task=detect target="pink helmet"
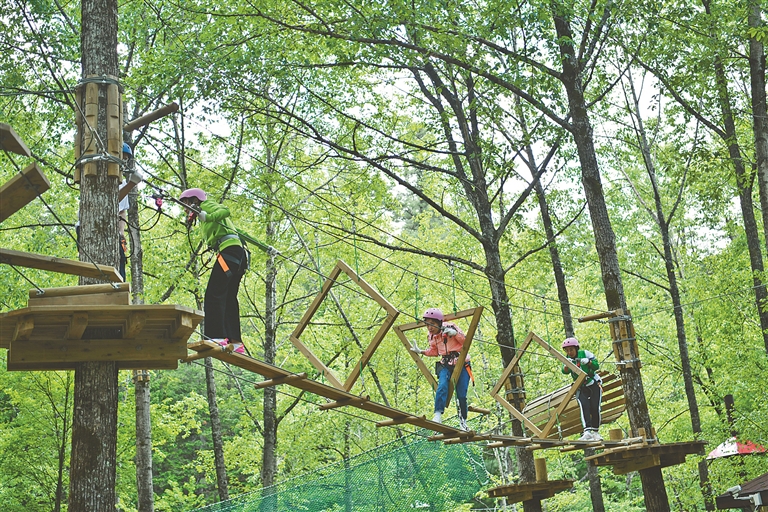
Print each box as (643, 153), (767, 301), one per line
(423, 308), (444, 322)
(562, 337), (579, 349)
(180, 188), (207, 202)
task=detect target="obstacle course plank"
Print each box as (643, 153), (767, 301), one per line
(186, 340), (471, 437)
(0, 123), (31, 156)
(288, 259), (400, 392)
(0, 163), (50, 223)
(0, 248), (123, 283)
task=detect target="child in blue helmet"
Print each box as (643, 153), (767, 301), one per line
(561, 337), (602, 441)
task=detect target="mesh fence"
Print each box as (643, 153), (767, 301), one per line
(193, 427), (491, 512)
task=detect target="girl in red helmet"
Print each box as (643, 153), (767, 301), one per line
(180, 188), (246, 354)
(412, 308), (472, 430)
(561, 337), (602, 441)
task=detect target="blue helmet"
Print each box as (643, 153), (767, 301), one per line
(122, 142), (132, 156)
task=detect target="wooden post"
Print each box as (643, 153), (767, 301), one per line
(609, 428), (623, 441)
(534, 458), (548, 482)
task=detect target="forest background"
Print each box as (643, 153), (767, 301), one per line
(1, 0), (767, 510)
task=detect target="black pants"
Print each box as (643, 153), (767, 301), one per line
(576, 383), (602, 430)
(204, 245), (245, 343)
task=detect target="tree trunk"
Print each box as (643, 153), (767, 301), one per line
(261, 213), (279, 508)
(205, 357), (230, 501)
(748, 0), (768, 356)
(484, 247), (540, 512)
(551, 7), (670, 510)
(69, 0), (120, 509)
(627, 76), (714, 510)
(126, 146), (155, 512)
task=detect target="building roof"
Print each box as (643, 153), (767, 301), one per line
(716, 472), (768, 509)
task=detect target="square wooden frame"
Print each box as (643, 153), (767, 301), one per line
(490, 331), (585, 438)
(393, 306), (483, 404)
(288, 260), (399, 391)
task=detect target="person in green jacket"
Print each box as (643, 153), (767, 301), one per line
(180, 188), (246, 354)
(561, 337), (602, 441)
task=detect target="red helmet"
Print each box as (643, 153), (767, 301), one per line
(423, 308), (444, 322)
(562, 337), (580, 349)
(180, 188), (207, 202)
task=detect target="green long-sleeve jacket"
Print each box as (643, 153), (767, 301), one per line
(561, 349), (601, 387)
(198, 200), (241, 251)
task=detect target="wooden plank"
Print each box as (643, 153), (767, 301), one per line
(9, 337), (187, 365)
(0, 163), (50, 223)
(318, 395), (370, 411)
(7, 358), (179, 371)
(290, 264), (342, 339)
(491, 331), (535, 396)
(13, 316), (34, 341)
(376, 415), (425, 427)
(394, 325), (437, 389)
(186, 340), (463, 435)
(611, 454), (660, 475)
(65, 313), (88, 340)
(253, 372), (308, 390)
(336, 260), (399, 314)
(124, 312), (147, 339)
(29, 291), (130, 307)
(170, 312), (196, 339)
(29, 282), (129, 298)
(0, 248), (123, 283)
(0, 123), (32, 156)
(289, 335), (344, 390)
(342, 312), (398, 391)
(493, 392), (543, 436)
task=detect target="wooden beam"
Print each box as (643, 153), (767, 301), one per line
(342, 312), (398, 391)
(124, 312), (147, 339)
(0, 163), (50, 223)
(289, 335), (344, 390)
(123, 102), (179, 132)
(65, 313), (89, 340)
(0, 122), (31, 156)
(318, 395), (370, 411)
(0, 248), (123, 282)
(9, 337), (187, 365)
(29, 282), (129, 298)
(12, 316), (34, 341)
(394, 325), (437, 390)
(375, 415), (425, 427)
(171, 312), (196, 339)
(253, 373), (308, 390)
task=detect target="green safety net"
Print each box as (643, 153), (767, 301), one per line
(193, 427), (490, 512)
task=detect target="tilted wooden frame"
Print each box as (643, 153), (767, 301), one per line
(490, 331), (585, 439)
(289, 260), (399, 391)
(393, 306), (483, 404)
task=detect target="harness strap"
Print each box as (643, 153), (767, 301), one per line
(213, 233), (240, 251)
(217, 253), (232, 277)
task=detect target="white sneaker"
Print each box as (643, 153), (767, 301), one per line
(432, 412), (442, 424)
(590, 430), (603, 441)
(458, 417), (469, 431)
(578, 431), (592, 441)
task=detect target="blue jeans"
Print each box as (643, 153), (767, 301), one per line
(435, 364), (470, 419)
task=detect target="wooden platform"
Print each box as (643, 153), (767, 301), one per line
(522, 371), (626, 439)
(486, 479), (574, 501)
(185, 340), (470, 437)
(0, 122), (31, 156)
(0, 163), (50, 223)
(584, 440), (707, 475)
(0, 284), (203, 370)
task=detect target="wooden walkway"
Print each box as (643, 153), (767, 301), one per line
(185, 340), (467, 436)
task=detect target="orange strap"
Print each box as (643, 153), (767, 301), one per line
(217, 253), (231, 275)
(120, 237), (127, 252)
(465, 361), (475, 386)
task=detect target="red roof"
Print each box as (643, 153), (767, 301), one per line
(707, 437), (767, 460)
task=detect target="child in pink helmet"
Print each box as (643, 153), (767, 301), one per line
(412, 308), (472, 431)
(561, 337), (602, 441)
(180, 188), (246, 355)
